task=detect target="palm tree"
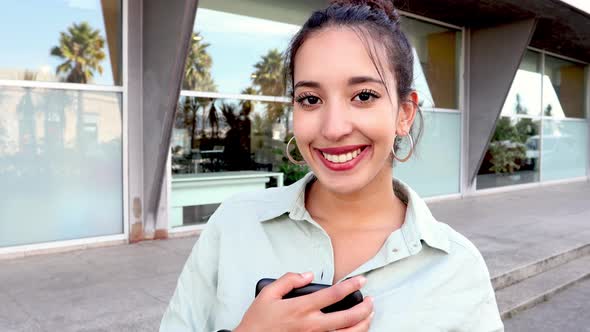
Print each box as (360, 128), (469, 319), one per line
(251, 49), (288, 135)
(51, 22), (105, 152)
(181, 32), (216, 140)
(207, 102), (219, 138)
(183, 32), (216, 92)
(50, 22), (105, 84)
(239, 86), (258, 116)
(179, 97), (197, 152)
(252, 49), (285, 96)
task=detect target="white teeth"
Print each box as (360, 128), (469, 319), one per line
(322, 148), (364, 164)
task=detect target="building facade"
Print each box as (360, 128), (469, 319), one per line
(1, 0), (589, 255)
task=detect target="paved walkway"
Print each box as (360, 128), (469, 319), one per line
(428, 180), (590, 278)
(503, 278), (590, 332)
(1, 180), (589, 331)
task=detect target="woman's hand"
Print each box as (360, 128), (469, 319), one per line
(234, 272), (374, 332)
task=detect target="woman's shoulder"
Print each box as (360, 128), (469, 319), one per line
(207, 184), (297, 229)
(435, 221), (490, 271)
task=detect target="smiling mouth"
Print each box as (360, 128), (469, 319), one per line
(318, 146), (369, 164)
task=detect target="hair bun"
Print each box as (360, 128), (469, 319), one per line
(330, 0), (399, 22)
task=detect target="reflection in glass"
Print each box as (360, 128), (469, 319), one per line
(0, 0), (122, 85)
(185, 6), (305, 95)
(501, 51), (542, 117)
(172, 97), (297, 175)
(170, 97), (305, 226)
(401, 17), (461, 109)
(0, 87), (123, 247)
(477, 117), (541, 189)
(183, 31), (216, 91)
(541, 119), (588, 181)
(543, 55), (587, 119)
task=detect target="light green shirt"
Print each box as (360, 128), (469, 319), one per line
(160, 173), (504, 331)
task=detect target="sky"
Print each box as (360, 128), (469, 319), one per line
(0, 0), (115, 85)
(1, 0), (587, 92)
(193, 8), (299, 95)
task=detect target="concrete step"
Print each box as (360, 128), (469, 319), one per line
(497, 254), (590, 320)
(492, 243), (590, 291)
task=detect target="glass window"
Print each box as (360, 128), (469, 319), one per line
(401, 17), (462, 110)
(0, 87), (123, 247)
(170, 96), (306, 227)
(477, 117), (541, 189)
(172, 97), (297, 174)
(501, 51), (542, 117)
(478, 50), (588, 190)
(395, 111), (461, 197)
(0, 0), (122, 86)
(541, 118), (588, 181)
(184, 1), (320, 95)
(543, 55), (587, 119)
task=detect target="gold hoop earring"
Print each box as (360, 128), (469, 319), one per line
(286, 136), (306, 166)
(392, 134), (414, 162)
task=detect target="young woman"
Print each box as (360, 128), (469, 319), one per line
(161, 0), (504, 331)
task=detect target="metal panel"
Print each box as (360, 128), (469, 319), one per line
(586, 66), (590, 178)
(126, 0), (144, 241)
(396, 0), (590, 63)
(467, 19), (537, 185)
(140, 0), (199, 236)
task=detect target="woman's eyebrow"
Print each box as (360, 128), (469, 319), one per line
(293, 76), (383, 90)
(293, 80), (321, 90)
(348, 76), (383, 86)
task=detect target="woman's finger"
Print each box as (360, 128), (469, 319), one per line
(334, 311), (375, 332)
(301, 275), (366, 310)
(317, 296), (374, 331)
(257, 272), (314, 300)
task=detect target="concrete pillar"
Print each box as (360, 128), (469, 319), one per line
(586, 66), (590, 178)
(127, 0), (144, 242)
(127, 0), (198, 242)
(467, 19), (537, 186)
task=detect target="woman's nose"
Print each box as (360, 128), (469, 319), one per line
(320, 99), (353, 142)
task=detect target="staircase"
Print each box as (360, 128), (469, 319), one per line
(493, 243), (590, 320)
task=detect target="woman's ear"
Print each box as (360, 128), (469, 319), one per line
(396, 91), (418, 136)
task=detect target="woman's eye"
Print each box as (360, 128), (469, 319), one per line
(357, 92), (372, 101)
(296, 94), (322, 107)
(305, 96), (320, 104)
(353, 90), (380, 103)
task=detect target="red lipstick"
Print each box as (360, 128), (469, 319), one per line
(314, 145), (371, 172)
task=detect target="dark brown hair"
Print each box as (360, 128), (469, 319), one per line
(285, 0), (423, 157)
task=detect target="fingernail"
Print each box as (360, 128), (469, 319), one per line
(358, 276), (367, 288)
(300, 272), (313, 279)
(369, 312), (375, 320)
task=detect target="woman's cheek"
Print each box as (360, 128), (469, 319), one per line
(292, 118), (316, 159)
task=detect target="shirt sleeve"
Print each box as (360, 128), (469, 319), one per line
(159, 209), (223, 332)
(472, 291), (505, 332)
(465, 254), (505, 332)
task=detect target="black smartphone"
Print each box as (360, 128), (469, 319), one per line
(255, 278), (364, 313)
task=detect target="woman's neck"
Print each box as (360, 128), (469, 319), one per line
(305, 166), (406, 231)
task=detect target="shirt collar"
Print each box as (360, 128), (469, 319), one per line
(256, 172), (450, 254)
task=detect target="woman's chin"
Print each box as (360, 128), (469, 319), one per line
(313, 168), (370, 195)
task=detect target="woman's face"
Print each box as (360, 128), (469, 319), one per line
(292, 27), (416, 194)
